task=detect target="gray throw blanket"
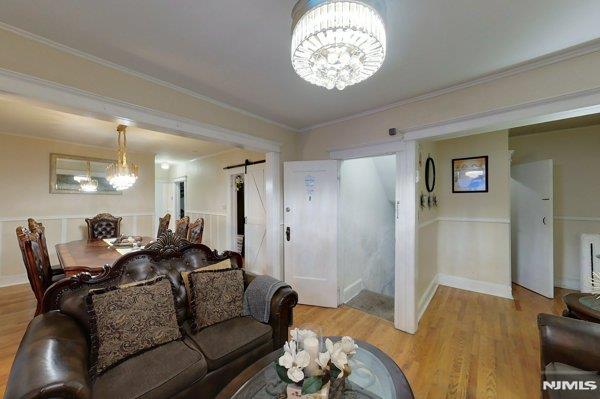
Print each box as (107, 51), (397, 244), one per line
(243, 275), (290, 323)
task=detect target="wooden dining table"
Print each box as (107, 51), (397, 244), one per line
(56, 237), (154, 276)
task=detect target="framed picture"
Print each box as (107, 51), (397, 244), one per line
(452, 156), (488, 193)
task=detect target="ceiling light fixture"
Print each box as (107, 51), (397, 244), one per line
(107, 124), (138, 191)
(161, 162), (170, 170)
(291, 0), (386, 90)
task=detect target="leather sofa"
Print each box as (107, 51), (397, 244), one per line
(538, 314), (600, 399)
(4, 233), (298, 399)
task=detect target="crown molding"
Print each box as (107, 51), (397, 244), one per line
(0, 22), (300, 133)
(301, 38), (600, 132)
(0, 67), (282, 152)
(4, 21), (600, 134)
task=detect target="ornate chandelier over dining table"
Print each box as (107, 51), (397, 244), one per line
(291, 0), (387, 90)
(107, 124), (138, 191)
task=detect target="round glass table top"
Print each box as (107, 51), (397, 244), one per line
(227, 338), (411, 399)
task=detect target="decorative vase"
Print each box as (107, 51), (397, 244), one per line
(286, 381), (330, 399)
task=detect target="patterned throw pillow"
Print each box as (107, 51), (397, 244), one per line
(86, 276), (182, 377)
(189, 268), (244, 331)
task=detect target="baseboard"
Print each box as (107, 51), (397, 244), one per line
(342, 278), (364, 303)
(418, 275), (439, 321)
(0, 274), (28, 288)
(438, 273), (513, 299)
(555, 277), (580, 290)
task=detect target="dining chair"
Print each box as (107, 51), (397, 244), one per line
(157, 213), (171, 238)
(85, 213), (122, 240)
(187, 218), (205, 244)
(174, 216), (190, 239)
(16, 226), (65, 315)
(27, 218), (64, 275)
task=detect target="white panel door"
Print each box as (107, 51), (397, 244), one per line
(284, 160), (339, 308)
(245, 164), (267, 275)
(511, 159), (554, 298)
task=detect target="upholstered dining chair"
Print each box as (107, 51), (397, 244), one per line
(85, 213), (122, 240)
(157, 213), (171, 238)
(16, 226), (65, 315)
(174, 216), (190, 239)
(187, 218), (205, 244)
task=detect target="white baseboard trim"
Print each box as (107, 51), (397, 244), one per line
(342, 279), (364, 303)
(418, 276), (439, 321)
(555, 277), (580, 290)
(0, 274), (28, 288)
(438, 273), (513, 299)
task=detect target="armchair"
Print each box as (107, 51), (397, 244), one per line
(538, 314), (600, 398)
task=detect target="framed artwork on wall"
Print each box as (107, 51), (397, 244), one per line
(452, 156), (489, 193)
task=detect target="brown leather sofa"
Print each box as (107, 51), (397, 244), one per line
(4, 233), (298, 399)
(538, 314), (600, 399)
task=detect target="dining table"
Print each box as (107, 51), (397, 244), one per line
(56, 237), (154, 276)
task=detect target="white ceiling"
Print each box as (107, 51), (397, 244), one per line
(1, 1), (600, 130)
(0, 96), (232, 163)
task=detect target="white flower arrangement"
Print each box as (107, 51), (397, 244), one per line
(275, 328), (358, 396)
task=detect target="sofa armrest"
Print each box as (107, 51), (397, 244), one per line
(538, 313), (600, 372)
(4, 311), (92, 399)
(244, 272), (299, 349)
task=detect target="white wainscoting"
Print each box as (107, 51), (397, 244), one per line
(417, 275), (439, 321)
(342, 278), (364, 303)
(553, 216), (600, 290)
(186, 211), (228, 252)
(0, 212), (155, 286)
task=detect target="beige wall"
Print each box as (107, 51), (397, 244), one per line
(156, 149), (264, 251)
(299, 51), (600, 160)
(415, 131), (512, 307)
(510, 125), (600, 288)
(0, 132), (155, 282)
(436, 131), (511, 288)
(0, 28), (300, 162)
(416, 140), (439, 314)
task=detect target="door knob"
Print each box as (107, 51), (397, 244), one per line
(542, 217), (547, 225)
(286, 226), (291, 241)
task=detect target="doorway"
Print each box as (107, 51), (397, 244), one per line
(339, 155), (396, 322)
(232, 174), (245, 256)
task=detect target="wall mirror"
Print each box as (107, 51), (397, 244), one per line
(425, 156), (436, 192)
(50, 153), (121, 195)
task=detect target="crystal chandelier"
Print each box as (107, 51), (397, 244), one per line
(107, 124), (138, 191)
(291, 0), (386, 90)
(79, 161), (98, 192)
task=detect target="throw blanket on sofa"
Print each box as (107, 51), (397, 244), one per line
(243, 275), (290, 323)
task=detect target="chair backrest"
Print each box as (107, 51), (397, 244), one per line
(157, 213), (171, 237)
(43, 230), (243, 331)
(27, 218), (52, 270)
(85, 213), (122, 240)
(174, 216), (190, 239)
(16, 226), (54, 314)
(187, 218), (205, 244)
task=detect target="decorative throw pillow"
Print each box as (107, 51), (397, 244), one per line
(189, 268), (244, 331)
(86, 276), (182, 377)
(181, 259), (234, 307)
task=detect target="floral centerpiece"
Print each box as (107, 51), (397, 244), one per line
(274, 328), (358, 398)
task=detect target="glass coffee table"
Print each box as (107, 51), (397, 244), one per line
(563, 293), (600, 323)
(217, 337), (414, 399)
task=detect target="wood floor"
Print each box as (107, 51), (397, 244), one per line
(0, 283), (570, 398)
